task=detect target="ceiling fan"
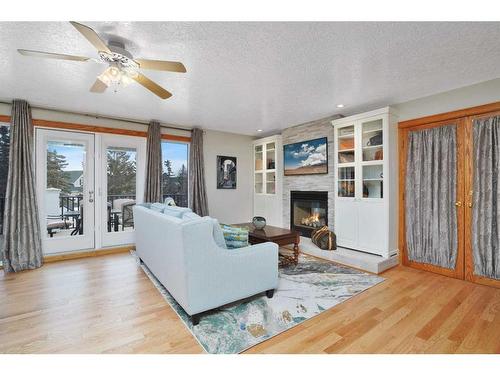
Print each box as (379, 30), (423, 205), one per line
(17, 21), (186, 99)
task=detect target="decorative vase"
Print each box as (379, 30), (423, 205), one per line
(252, 216), (266, 230)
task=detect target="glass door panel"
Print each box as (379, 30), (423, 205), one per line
(266, 142), (276, 170)
(255, 145), (263, 171)
(106, 146), (137, 233)
(36, 129), (95, 254)
(338, 166), (355, 197)
(362, 164), (383, 198)
(338, 125), (355, 164)
(255, 172), (263, 194)
(266, 171), (276, 194)
(100, 134), (145, 247)
(362, 119), (383, 161)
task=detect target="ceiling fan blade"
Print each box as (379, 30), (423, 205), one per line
(90, 77), (108, 93)
(70, 21), (111, 53)
(18, 49), (90, 62)
(135, 58), (187, 73)
(132, 73), (172, 99)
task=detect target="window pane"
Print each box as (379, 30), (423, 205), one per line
(161, 141), (189, 207)
(0, 124), (10, 237)
(107, 146), (137, 232)
(46, 140), (86, 238)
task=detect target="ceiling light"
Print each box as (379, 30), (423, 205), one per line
(257, 129), (263, 132)
(336, 104), (345, 108)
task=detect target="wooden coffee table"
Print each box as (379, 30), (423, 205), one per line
(233, 223), (300, 265)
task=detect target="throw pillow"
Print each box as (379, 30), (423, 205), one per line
(220, 224), (249, 249)
(212, 219), (227, 249)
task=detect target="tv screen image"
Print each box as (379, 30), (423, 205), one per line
(283, 137), (328, 176)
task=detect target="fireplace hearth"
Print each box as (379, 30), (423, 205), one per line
(290, 191), (328, 238)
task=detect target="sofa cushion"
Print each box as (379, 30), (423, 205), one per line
(182, 211), (201, 221)
(150, 203), (165, 212)
(163, 206), (192, 218)
(220, 225), (249, 249)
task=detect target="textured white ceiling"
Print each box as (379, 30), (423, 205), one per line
(0, 22), (499, 134)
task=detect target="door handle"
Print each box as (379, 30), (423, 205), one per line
(455, 201), (462, 207)
(89, 190), (94, 203)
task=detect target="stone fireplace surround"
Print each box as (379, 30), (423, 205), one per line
(282, 114), (341, 233)
(279, 113), (398, 274)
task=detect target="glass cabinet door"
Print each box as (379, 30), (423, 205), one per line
(360, 118), (384, 199)
(337, 125), (355, 164)
(266, 142), (276, 170)
(255, 172), (263, 194)
(362, 164), (383, 198)
(338, 166), (355, 197)
(255, 145), (263, 171)
(361, 119), (383, 161)
(266, 171), (276, 194)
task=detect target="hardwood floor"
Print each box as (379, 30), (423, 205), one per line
(1, 252), (499, 354)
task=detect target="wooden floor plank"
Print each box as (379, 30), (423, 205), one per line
(1, 252), (500, 354)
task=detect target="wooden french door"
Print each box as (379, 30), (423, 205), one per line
(399, 118), (466, 279)
(399, 102), (500, 288)
(464, 111), (500, 288)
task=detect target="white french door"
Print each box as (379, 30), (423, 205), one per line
(36, 129), (95, 254)
(99, 134), (146, 247)
(35, 129), (146, 254)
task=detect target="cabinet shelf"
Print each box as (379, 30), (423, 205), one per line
(338, 134), (354, 139)
(363, 128), (383, 135)
(362, 144), (383, 149)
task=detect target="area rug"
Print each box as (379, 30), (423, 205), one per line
(132, 251), (384, 354)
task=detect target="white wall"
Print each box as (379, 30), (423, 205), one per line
(203, 130), (254, 224)
(394, 78), (500, 121)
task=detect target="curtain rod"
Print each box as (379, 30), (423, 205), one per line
(0, 100), (192, 133)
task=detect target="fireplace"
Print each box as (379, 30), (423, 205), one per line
(290, 191), (328, 238)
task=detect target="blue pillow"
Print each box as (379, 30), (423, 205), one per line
(220, 225), (249, 249)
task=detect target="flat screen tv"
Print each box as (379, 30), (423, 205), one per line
(283, 137), (328, 176)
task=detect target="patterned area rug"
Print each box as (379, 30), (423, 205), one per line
(132, 251), (384, 354)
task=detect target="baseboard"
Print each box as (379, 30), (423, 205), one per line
(43, 245), (134, 263)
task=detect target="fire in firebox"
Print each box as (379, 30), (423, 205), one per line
(300, 212), (324, 228)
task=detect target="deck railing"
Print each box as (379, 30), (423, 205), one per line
(59, 193), (188, 212)
(0, 193), (188, 235)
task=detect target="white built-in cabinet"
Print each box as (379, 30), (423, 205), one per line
(332, 107), (398, 258)
(253, 135), (282, 227)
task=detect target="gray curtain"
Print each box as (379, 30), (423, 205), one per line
(405, 124), (458, 269)
(1, 100), (43, 272)
(189, 128), (209, 216)
(472, 116), (500, 279)
(144, 120), (162, 203)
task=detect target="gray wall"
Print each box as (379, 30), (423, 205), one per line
(203, 129), (254, 224)
(394, 78), (500, 121)
(282, 114), (342, 230)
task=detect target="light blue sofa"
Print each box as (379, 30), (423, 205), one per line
(133, 204), (279, 325)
